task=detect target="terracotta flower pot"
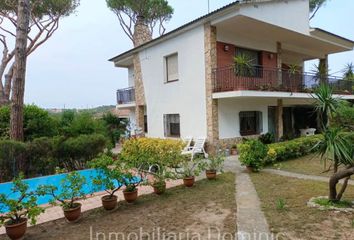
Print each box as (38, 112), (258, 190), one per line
(230, 148), (237, 155)
(63, 203), (82, 222)
(183, 176), (195, 187)
(5, 218), (27, 240)
(206, 170), (217, 180)
(123, 189), (138, 203)
(153, 181), (166, 195)
(101, 195), (118, 210)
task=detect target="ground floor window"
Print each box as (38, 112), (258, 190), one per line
(164, 114), (180, 137)
(239, 111), (262, 136)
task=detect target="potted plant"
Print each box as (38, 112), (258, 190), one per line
(122, 172), (142, 203)
(175, 158), (201, 187)
(238, 140), (267, 172)
(230, 144), (237, 155)
(234, 54), (254, 77)
(90, 154), (124, 210)
(0, 174), (44, 240)
(200, 153), (225, 180)
(145, 164), (176, 195)
(38, 172), (87, 222)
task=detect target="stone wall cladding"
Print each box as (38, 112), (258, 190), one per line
(204, 23), (219, 151)
(133, 21), (152, 129)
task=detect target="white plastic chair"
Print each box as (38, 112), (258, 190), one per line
(182, 137), (208, 160)
(183, 136), (193, 151)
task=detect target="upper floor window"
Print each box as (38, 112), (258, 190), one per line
(239, 111), (263, 136)
(165, 53), (179, 82)
(164, 114), (180, 138)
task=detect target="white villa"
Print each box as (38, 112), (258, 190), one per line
(110, 0), (354, 148)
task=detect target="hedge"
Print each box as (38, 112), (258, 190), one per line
(238, 135), (323, 167)
(265, 135), (323, 164)
(120, 138), (185, 168)
(0, 134), (108, 182)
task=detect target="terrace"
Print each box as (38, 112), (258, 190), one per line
(212, 65), (353, 95)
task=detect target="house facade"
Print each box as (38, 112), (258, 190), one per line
(110, 0), (354, 149)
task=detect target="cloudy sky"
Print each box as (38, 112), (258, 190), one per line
(24, 0), (354, 109)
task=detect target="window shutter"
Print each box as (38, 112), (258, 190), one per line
(167, 54), (179, 81)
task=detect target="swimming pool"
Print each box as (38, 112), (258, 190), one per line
(0, 169), (139, 213)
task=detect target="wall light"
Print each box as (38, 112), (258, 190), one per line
(224, 45), (230, 52)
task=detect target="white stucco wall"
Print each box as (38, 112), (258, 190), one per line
(139, 26), (207, 139)
(240, 0), (309, 34)
(128, 66), (135, 87)
(218, 98), (279, 139)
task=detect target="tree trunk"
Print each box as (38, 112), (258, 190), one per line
(10, 0), (30, 141)
(329, 167), (354, 202)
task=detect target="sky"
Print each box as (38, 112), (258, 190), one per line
(24, 0), (354, 109)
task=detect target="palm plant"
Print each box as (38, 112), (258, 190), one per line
(342, 63), (354, 81)
(312, 84), (339, 127)
(312, 63), (328, 84)
(234, 54), (255, 77)
(313, 84), (354, 202)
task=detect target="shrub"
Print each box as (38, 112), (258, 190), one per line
(264, 135), (323, 164)
(54, 134), (108, 171)
(238, 140), (267, 171)
(0, 140), (27, 182)
(259, 132), (275, 144)
(120, 138), (185, 168)
(26, 137), (57, 177)
(0, 105), (58, 141)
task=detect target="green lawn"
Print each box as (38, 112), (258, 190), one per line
(251, 172), (354, 240)
(270, 154), (344, 177)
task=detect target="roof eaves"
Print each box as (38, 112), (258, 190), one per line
(108, 0), (243, 62)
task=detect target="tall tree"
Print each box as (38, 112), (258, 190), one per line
(309, 0), (328, 20)
(106, 0), (173, 46)
(10, 0), (30, 141)
(0, 0), (80, 105)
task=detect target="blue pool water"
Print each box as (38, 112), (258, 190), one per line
(0, 169), (140, 213)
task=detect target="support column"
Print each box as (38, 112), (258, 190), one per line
(204, 23), (219, 149)
(276, 99), (283, 141)
(319, 55), (329, 84)
(276, 42), (283, 86)
(133, 54), (146, 130)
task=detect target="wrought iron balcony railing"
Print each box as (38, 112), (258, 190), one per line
(116, 87), (135, 105)
(212, 65), (353, 95)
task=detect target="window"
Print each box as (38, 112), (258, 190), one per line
(239, 111), (263, 136)
(165, 53), (179, 82)
(164, 114), (180, 137)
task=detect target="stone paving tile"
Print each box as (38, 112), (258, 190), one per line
(230, 156), (271, 240)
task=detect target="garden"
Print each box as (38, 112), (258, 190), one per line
(0, 135), (229, 240)
(237, 85), (354, 239)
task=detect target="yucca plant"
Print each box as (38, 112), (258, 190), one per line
(234, 53), (255, 77)
(313, 84), (354, 202)
(343, 63), (354, 81)
(312, 63), (328, 83)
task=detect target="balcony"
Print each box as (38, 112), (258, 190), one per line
(212, 66), (353, 95)
(116, 87), (135, 106)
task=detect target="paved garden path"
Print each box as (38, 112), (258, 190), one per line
(225, 156), (271, 240)
(263, 168), (354, 185)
